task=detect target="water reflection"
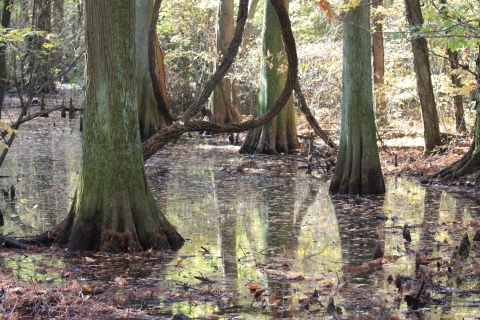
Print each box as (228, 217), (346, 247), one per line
(0, 127), (479, 319)
(0, 118), (81, 235)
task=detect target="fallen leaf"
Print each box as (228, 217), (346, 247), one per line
(175, 259), (183, 267)
(114, 277), (127, 286)
(254, 288), (266, 300)
(247, 282), (259, 293)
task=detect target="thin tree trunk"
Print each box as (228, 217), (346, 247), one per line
(51, 0), (64, 32)
(404, 0), (442, 152)
(0, 0), (13, 119)
(207, 0), (239, 123)
(372, 0), (387, 126)
(438, 0), (466, 133)
(239, 0), (259, 58)
(32, 0), (55, 93)
(447, 48), (466, 133)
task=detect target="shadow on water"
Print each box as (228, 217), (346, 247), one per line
(1, 123), (480, 319)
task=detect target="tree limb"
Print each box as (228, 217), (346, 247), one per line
(179, 0), (249, 122)
(143, 0), (298, 161)
(294, 80), (337, 149)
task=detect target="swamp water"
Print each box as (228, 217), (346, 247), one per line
(0, 117), (479, 319)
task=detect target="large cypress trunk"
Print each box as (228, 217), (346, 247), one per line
(329, 0), (385, 196)
(56, 0), (183, 252)
(240, 0), (298, 155)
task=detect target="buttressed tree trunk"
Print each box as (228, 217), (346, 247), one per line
(207, 0), (240, 123)
(240, 0), (299, 154)
(329, 0), (385, 195)
(137, 0), (171, 140)
(56, 0), (183, 252)
(404, 0), (442, 152)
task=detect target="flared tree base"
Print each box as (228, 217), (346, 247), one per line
(56, 192), (184, 253)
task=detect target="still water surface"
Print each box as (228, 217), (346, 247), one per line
(1, 118), (479, 319)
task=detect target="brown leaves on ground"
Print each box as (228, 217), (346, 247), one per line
(380, 144), (468, 179)
(0, 273), (145, 319)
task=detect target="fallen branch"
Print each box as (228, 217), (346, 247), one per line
(0, 234), (30, 250)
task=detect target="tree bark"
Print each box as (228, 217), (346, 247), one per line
(0, 0), (13, 119)
(137, 0), (171, 140)
(404, 0), (442, 152)
(51, 0), (64, 32)
(31, 0), (55, 93)
(56, 0), (183, 252)
(447, 48), (466, 133)
(239, 0), (299, 154)
(329, 0), (385, 195)
(149, 0), (175, 127)
(207, 0), (240, 124)
(239, 0), (259, 59)
(372, 0), (387, 126)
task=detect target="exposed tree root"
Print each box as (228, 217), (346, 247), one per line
(100, 230), (138, 252)
(431, 143), (480, 181)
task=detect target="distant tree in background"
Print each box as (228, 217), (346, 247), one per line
(440, 0), (466, 133)
(206, 0), (240, 125)
(30, 0), (55, 93)
(240, 0), (299, 154)
(329, 0), (385, 195)
(372, 0), (387, 127)
(0, 0), (13, 119)
(137, 0), (172, 140)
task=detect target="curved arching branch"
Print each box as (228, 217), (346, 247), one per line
(142, 0), (298, 161)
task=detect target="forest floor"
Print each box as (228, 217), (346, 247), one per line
(1, 112), (479, 319)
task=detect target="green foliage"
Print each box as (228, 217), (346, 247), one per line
(421, 0), (480, 51)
